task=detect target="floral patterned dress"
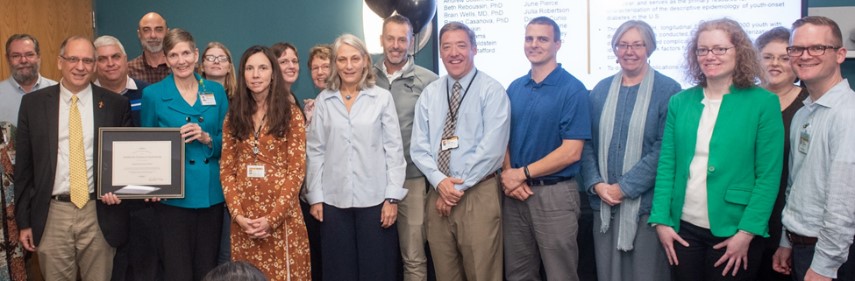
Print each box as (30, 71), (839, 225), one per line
(220, 106), (310, 280)
(0, 122), (26, 281)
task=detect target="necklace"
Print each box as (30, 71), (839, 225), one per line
(345, 95), (352, 100)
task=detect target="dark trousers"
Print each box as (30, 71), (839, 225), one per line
(301, 200), (323, 281)
(791, 239), (855, 281)
(672, 221), (763, 281)
(757, 237), (791, 281)
(116, 204), (163, 281)
(157, 203), (223, 281)
(321, 203), (399, 281)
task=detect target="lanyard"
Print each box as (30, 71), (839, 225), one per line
(446, 70), (478, 121)
(252, 114), (267, 158)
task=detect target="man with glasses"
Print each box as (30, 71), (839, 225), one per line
(0, 34), (57, 124)
(15, 36), (132, 280)
(501, 16), (590, 281)
(773, 16), (855, 281)
(129, 12), (170, 84)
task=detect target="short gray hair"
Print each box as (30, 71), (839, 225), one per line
(611, 20), (657, 56)
(94, 35), (127, 55)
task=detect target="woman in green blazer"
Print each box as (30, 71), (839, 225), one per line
(648, 18), (784, 281)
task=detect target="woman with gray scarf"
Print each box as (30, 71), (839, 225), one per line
(580, 20), (682, 281)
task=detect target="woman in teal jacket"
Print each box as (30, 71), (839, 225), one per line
(141, 28), (229, 281)
(648, 18), (783, 281)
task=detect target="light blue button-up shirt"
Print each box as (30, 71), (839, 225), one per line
(306, 85), (407, 208)
(782, 79), (855, 278)
(411, 69), (510, 191)
(0, 75), (57, 124)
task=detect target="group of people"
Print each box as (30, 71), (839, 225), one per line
(0, 8), (852, 281)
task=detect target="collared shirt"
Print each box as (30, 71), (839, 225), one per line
(52, 82), (95, 195)
(781, 79), (855, 278)
(96, 76), (147, 126)
(411, 68), (510, 191)
(306, 85), (407, 208)
(380, 57), (413, 83)
(128, 52), (170, 84)
(0, 75), (57, 124)
(374, 56), (440, 178)
(506, 64), (590, 179)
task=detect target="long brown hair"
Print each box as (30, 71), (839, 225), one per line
(228, 45), (292, 140)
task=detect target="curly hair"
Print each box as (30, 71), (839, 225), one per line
(685, 18), (761, 89)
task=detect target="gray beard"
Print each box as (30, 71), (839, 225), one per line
(11, 65), (39, 84)
(144, 43), (163, 53)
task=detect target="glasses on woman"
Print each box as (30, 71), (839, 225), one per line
(204, 55), (229, 63)
(694, 47), (733, 56)
(615, 43), (645, 51)
(785, 45), (840, 57)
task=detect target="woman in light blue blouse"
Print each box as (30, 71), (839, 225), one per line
(305, 33), (407, 281)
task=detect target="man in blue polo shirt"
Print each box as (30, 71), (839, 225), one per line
(500, 16), (591, 281)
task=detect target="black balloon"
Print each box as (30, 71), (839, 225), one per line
(366, 0), (397, 18)
(395, 0), (436, 34)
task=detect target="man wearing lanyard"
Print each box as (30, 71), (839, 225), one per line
(501, 16), (591, 281)
(773, 16), (855, 281)
(411, 21), (510, 280)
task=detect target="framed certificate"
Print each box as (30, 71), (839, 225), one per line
(98, 127), (185, 199)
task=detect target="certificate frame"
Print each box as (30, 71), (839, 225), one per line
(98, 127), (185, 199)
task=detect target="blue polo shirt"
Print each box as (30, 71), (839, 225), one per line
(507, 64), (591, 179)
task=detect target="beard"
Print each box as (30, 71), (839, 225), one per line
(11, 63), (39, 83)
(144, 41), (163, 53)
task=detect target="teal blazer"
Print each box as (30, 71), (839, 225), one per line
(648, 85), (783, 237)
(141, 73), (228, 209)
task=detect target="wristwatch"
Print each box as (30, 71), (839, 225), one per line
(386, 198), (400, 204)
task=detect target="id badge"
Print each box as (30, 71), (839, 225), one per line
(247, 164), (265, 178)
(798, 131), (810, 154)
(441, 136), (459, 151)
(199, 92), (217, 106)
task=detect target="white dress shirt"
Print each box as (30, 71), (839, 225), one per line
(52, 82), (95, 195)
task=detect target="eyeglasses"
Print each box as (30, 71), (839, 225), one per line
(9, 52), (37, 61)
(616, 43), (645, 51)
(785, 45), (840, 57)
(60, 55), (95, 65)
(204, 55), (229, 63)
(695, 47), (733, 56)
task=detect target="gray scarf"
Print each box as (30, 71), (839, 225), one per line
(597, 68), (655, 251)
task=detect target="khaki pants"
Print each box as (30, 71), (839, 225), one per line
(38, 200), (115, 281)
(426, 177), (502, 281)
(398, 177), (428, 281)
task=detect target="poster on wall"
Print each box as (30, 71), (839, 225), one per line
(436, 0), (805, 89)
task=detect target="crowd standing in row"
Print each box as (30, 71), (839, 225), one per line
(0, 10), (852, 281)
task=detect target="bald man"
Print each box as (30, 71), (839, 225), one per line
(128, 12), (170, 84)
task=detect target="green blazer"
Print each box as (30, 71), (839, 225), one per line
(648, 85), (783, 237)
